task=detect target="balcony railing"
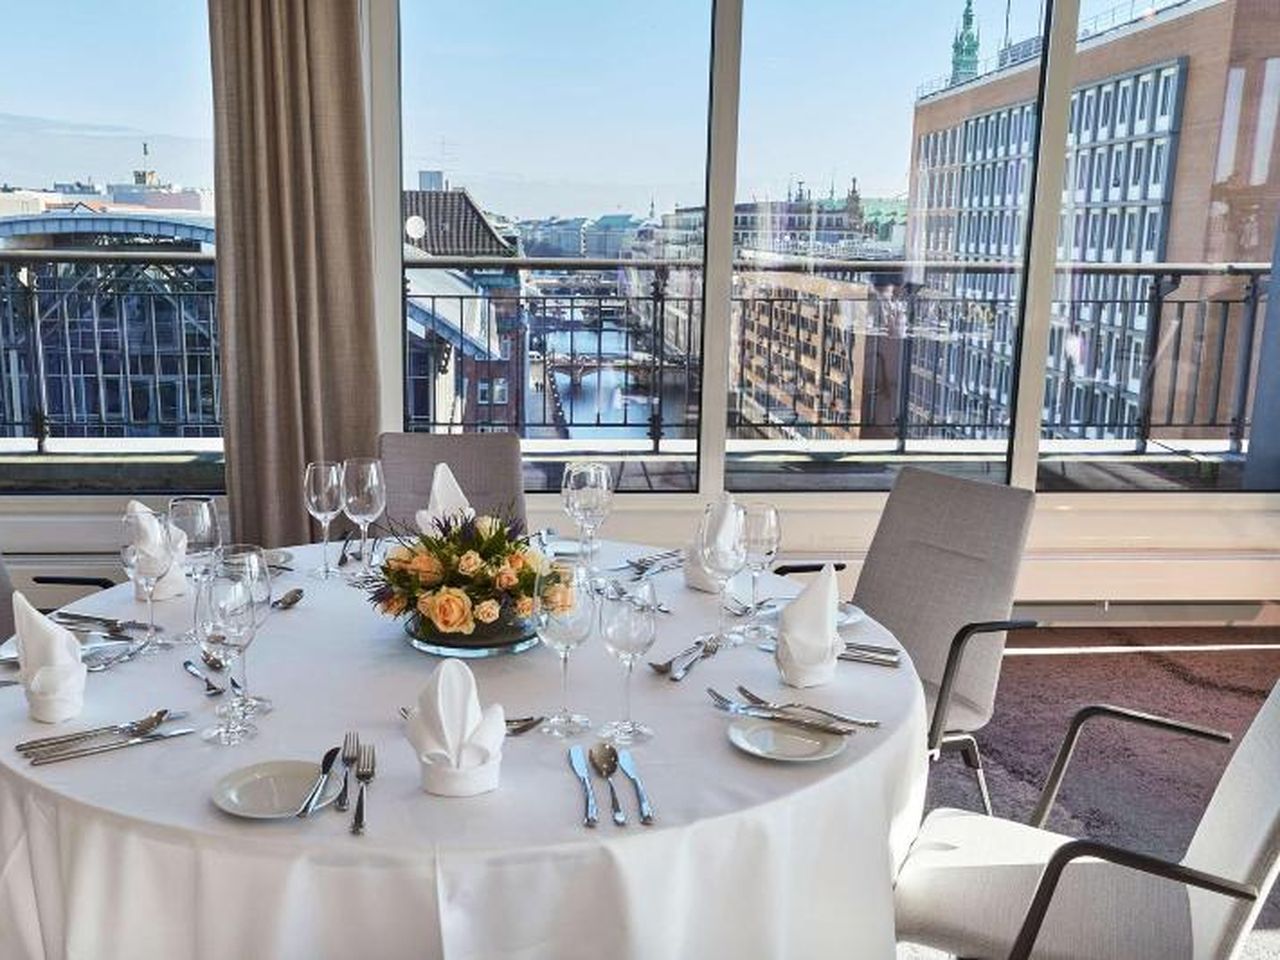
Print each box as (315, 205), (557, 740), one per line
(0, 249), (1269, 491)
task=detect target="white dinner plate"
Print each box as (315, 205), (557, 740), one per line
(758, 600), (866, 628)
(212, 760), (343, 820)
(727, 717), (847, 763)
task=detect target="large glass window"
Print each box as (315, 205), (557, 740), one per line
(399, 1), (711, 492)
(0, 1), (218, 493)
(724, 0), (1047, 491)
(1036, 2), (1280, 491)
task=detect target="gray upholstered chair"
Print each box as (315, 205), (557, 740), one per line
(852, 467), (1037, 814)
(377, 432), (527, 533)
(895, 681), (1280, 959)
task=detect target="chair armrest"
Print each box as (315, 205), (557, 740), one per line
(1029, 704), (1231, 827)
(927, 619), (1040, 751)
(1008, 838), (1257, 960)
(32, 575), (117, 591)
(772, 561), (848, 576)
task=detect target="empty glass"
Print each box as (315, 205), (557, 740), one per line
(168, 496), (221, 645)
(536, 561), (597, 738)
(696, 498), (748, 649)
(304, 461), (345, 580)
(342, 458), (386, 579)
(561, 461), (613, 572)
(217, 543), (275, 719)
(202, 546), (271, 745)
(120, 508), (175, 653)
(599, 580), (657, 745)
(742, 503), (782, 643)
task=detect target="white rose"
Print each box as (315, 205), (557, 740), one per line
(523, 548), (551, 575)
(475, 515), (504, 538)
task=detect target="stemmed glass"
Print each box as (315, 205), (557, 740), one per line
(342, 458), (386, 579)
(599, 579), (657, 745)
(536, 560), (597, 738)
(561, 461), (613, 573)
(305, 461), (345, 580)
(742, 503), (782, 643)
(202, 546), (271, 745)
(168, 496), (221, 645)
(120, 508), (175, 654)
(217, 543), (275, 718)
(695, 498), (748, 649)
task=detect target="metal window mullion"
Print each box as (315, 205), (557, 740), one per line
(696, 0), (743, 498)
(1009, 0), (1080, 488)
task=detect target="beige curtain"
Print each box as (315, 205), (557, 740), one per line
(209, 0), (379, 547)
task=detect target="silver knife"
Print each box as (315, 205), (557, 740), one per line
(568, 745), (598, 827)
(52, 612), (155, 633)
(713, 701), (854, 736)
(18, 709), (188, 755)
(297, 746), (341, 818)
(29, 728), (194, 765)
(616, 749), (655, 825)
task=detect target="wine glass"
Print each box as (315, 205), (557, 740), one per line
(695, 497), (748, 650)
(304, 461), (345, 580)
(168, 496), (221, 645)
(742, 502), (782, 643)
(201, 546), (271, 745)
(561, 461), (613, 572)
(342, 458), (386, 579)
(598, 579), (657, 745)
(536, 560), (597, 738)
(217, 543), (275, 718)
(120, 508), (175, 653)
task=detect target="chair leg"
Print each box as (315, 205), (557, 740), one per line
(940, 733), (994, 816)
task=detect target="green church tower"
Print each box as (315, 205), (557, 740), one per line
(951, 0), (980, 85)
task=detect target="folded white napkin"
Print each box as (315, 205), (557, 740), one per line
(13, 592), (86, 723)
(416, 463), (476, 535)
(404, 658), (505, 796)
(775, 563), (841, 688)
(125, 500), (187, 601)
(684, 493), (740, 593)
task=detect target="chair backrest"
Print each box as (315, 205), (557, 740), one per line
(0, 548), (14, 641)
(1185, 681), (1280, 959)
(851, 467), (1034, 731)
(377, 432), (527, 533)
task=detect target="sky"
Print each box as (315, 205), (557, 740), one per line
(0, 0), (1129, 220)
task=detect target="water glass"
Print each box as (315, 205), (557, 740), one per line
(119, 508), (175, 653)
(536, 561), (597, 738)
(342, 458), (386, 578)
(202, 546), (272, 745)
(696, 498), (748, 649)
(304, 461), (345, 580)
(561, 461), (613, 571)
(742, 503), (782, 642)
(168, 496), (221, 645)
(598, 580), (657, 745)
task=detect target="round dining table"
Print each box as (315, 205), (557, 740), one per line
(0, 540), (927, 960)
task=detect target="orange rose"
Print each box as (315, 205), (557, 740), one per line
(409, 550), (445, 586)
(494, 566), (518, 590)
(457, 550), (484, 576)
(506, 551), (525, 572)
(424, 587), (475, 635)
(474, 598), (501, 624)
(386, 545), (415, 571)
(542, 582), (575, 615)
(515, 595), (534, 618)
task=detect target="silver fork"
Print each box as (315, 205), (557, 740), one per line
(335, 731), (360, 812)
(351, 744), (376, 835)
(736, 685), (880, 728)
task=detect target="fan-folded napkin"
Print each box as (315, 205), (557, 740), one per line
(404, 658), (505, 796)
(774, 563), (841, 688)
(125, 500), (187, 600)
(416, 463), (475, 534)
(12, 591), (86, 723)
(684, 492), (740, 593)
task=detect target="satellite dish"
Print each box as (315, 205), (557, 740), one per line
(405, 215), (427, 240)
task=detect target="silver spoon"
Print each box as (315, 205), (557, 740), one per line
(201, 648), (226, 672)
(588, 742), (627, 826)
(271, 588), (304, 610)
(647, 640), (703, 675)
(182, 659), (225, 696)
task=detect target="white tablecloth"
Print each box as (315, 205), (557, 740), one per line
(0, 541), (927, 960)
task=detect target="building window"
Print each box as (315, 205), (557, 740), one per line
(1136, 76), (1152, 123)
(1130, 143), (1146, 188)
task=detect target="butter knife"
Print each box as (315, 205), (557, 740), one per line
(29, 727), (194, 765)
(297, 746), (341, 818)
(616, 749), (654, 825)
(568, 745), (598, 827)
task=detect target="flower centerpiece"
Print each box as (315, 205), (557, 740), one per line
(367, 513), (553, 657)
